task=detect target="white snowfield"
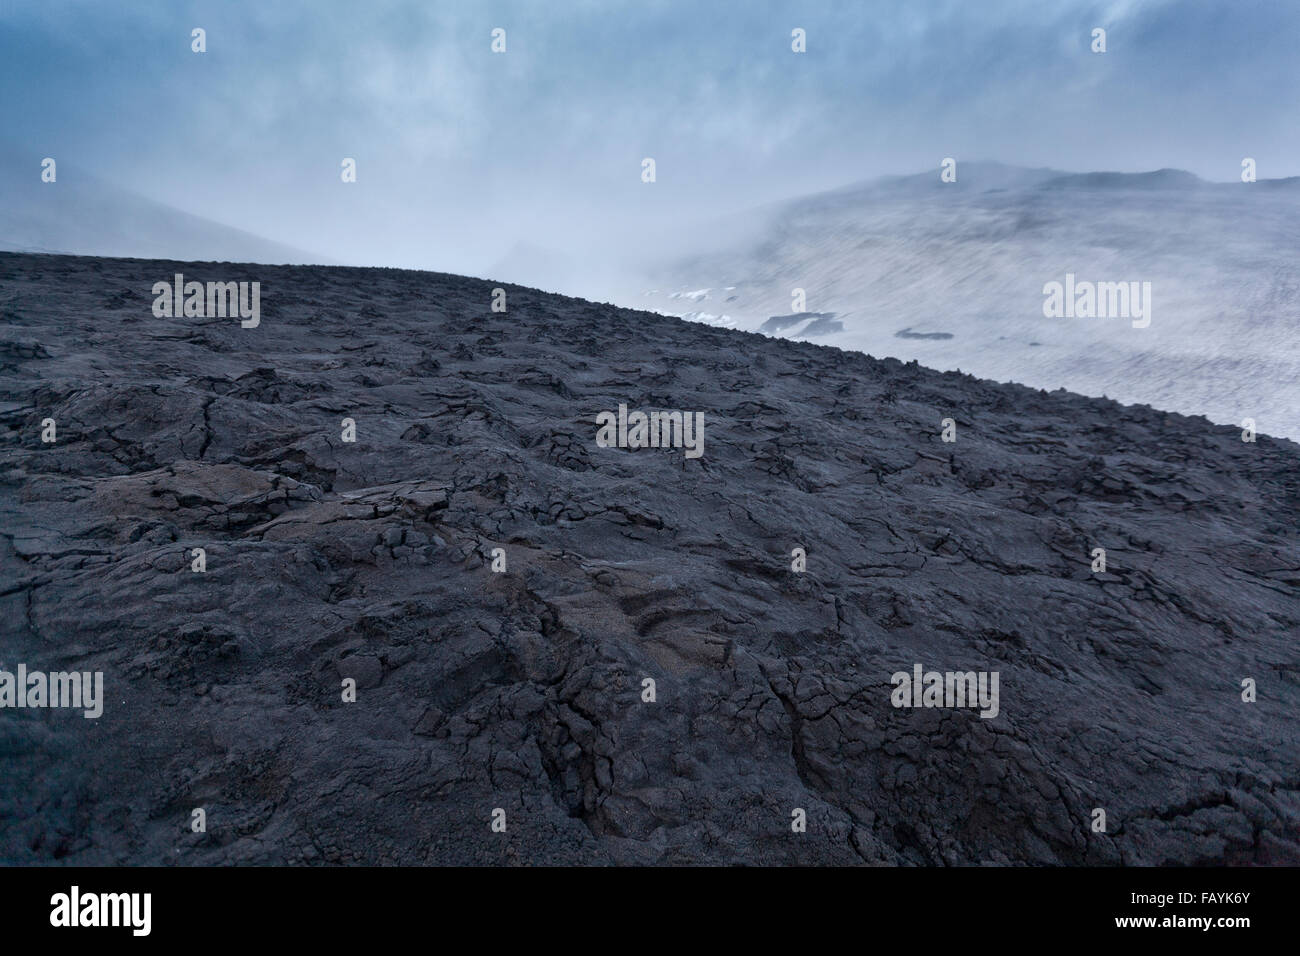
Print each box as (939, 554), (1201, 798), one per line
(631, 163), (1300, 440)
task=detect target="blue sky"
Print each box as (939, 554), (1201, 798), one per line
(3, 0), (1297, 272)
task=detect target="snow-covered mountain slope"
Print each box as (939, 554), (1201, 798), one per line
(630, 163), (1300, 438)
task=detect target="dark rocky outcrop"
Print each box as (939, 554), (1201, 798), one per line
(1, 252), (1297, 865)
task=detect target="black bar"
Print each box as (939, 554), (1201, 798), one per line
(0, 865), (1281, 942)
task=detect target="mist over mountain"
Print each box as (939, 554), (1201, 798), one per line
(627, 163), (1300, 438)
(0, 147), (325, 265)
(487, 241), (579, 295)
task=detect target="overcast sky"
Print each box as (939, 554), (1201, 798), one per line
(3, 0), (1297, 274)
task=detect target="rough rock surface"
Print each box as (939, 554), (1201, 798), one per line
(1, 251), (1297, 865)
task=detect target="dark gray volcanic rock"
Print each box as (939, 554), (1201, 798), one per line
(1, 251), (1298, 866)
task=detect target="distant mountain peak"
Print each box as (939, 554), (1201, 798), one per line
(820, 164), (1227, 202)
(1038, 168), (1204, 190)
